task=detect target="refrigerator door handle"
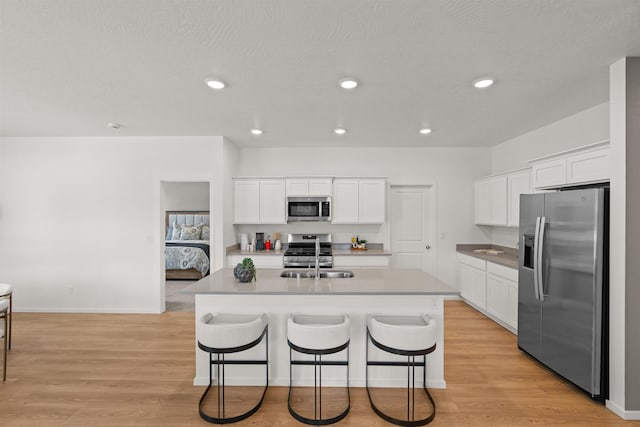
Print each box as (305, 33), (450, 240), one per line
(538, 216), (547, 301)
(533, 216), (541, 301)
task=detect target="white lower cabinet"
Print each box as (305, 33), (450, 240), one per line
(458, 254), (518, 333)
(227, 255), (283, 268)
(333, 256), (389, 268)
(457, 254), (487, 310)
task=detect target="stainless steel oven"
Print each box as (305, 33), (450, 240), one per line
(283, 233), (333, 268)
(287, 197), (331, 222)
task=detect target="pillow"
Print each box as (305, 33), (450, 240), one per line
(170, 221), (182, 240)
(199, 223), (210, 240)
(180, 224), (201, 240)
(165, 226), (173, 240)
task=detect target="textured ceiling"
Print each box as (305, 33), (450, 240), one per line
(1, 0), (640, 147)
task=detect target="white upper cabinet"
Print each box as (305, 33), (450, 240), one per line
(234, 179), (260, 224)
(285, 178), (333, 197)
(474, 175), (507, 226)
(234, 178), (286, 224)
(489, 176), (508, 225)
(358, 179), (386, 223)
(285, 179), (309, 197)
(532, 158), (566, 189)
(474, 180), (492, 224)
(530, 141), (610, 189)
(332, 179), (360, 223)
(308, 178), (333, 196)
(259, 179), (286, 224)
(507, 170), (531, 227)
(332, 178), (386, 224)
(566, 146), (610, 185)
(475, 169), (530, 227)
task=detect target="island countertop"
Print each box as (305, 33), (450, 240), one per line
(183, 267), (458, 296)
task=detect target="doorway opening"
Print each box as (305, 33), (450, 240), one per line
(389, 185), (437, 275)
(161, 181), (211, 312)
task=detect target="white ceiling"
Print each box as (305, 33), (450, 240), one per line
(1, 0), (640, 147)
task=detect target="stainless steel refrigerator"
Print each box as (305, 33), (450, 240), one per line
(518, 187), (608, 400)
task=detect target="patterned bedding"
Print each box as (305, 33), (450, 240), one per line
(165, 241), (210, 276)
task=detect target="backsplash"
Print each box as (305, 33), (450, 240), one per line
(491, 226), (519, 249)
(234, 222), (388, 246)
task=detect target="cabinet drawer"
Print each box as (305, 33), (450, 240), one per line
(457, 253), (486, 271)
(487, 262), (518, 282)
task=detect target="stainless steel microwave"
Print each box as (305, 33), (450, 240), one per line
(287, 197), (331, 222)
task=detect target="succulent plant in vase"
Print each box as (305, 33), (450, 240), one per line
(234, 257), (256, 282)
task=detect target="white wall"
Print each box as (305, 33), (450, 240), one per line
(491, 102), (609, 173)
(221, 138), (240, 250)
(164, 182), (209, 211)
(0, 136), (220, 313)
(235, 146), (492, 287)
(489, 102), (610, 247)
(608, 57), (627, 417)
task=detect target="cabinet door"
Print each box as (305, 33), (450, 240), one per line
(507, 281), (518, 330)
(358, 179), (386, 223)
(259, 179), (286, 224)
(332, 179), (359, 223)
(234, 179), (260, 223)
(227, 255), (283, 268)
(285, 178), (309, 196)
(532, 158), (566, 189)
(470, 265), (487, 310)
(308, 178), (333, 196)
(474, 180), (491, 225)
(489, 176), (508, 226)
(487, 273), (509, 322)
(458, 260), (487, 310)
(566, 147), (610, 185)
(507, 170), (531, 227)
(458, 262), (473, 299)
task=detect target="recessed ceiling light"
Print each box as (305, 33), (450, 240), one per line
(334, 128), (347, 135)
(250, 129), (263, 135)
(473, 78), (494, 89)
(419, 128), (432, 135)
(107, 122), (120, 129)
(339, 78), (358, 90)
(204, 78), (226, 90)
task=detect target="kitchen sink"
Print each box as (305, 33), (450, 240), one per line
(280, 270), (355, 279)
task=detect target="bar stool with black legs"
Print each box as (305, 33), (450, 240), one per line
(0, 283), (12, 382)
(366, 314), (437, 427)
(197, 313), (269, 424)
(287, 313), (351, 425)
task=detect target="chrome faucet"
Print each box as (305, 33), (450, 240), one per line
(315, 237), (320, 280)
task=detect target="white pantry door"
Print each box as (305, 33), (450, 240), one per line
(390, 185), (435, 274)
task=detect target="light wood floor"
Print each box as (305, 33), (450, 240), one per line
(0, 300), (637, 426)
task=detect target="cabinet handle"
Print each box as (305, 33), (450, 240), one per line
(425, 245), (431, 250)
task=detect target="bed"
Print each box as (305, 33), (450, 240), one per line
(165, 211), (210, 280)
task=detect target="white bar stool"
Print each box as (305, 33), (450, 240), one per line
(366, 314), (437, 427)
(197, 313), (269, 424)
(0, 284), (12, 382)
(287, 313), (351, 425)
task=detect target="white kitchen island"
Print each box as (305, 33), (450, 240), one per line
(184, 268), (458, 389)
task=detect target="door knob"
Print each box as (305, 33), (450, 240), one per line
(426, 245), (431, 250)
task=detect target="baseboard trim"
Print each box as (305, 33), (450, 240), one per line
(606, 399), (640, 420)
